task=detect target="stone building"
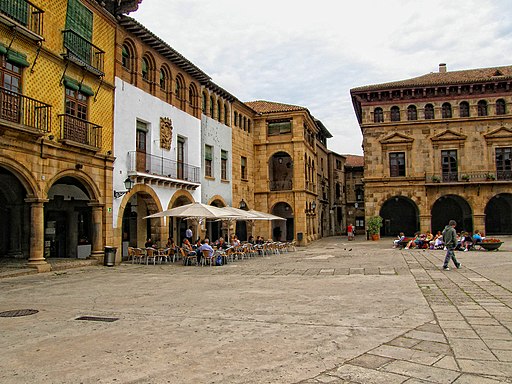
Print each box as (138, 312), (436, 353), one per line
(343, 155), (365, 235)
(0, 0), (140, 269)
(245, 101), (332, 245)
(351, 64), (512, 237)
(327, 152), (346, 235)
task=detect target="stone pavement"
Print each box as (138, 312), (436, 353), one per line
(0, 237), (511, 383)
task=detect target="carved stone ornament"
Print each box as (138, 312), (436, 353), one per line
(160, 117), (173, 150)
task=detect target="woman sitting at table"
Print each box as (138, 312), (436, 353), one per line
(165, 238), (176, 249)
(215, 237), (229, 250)
(231, 235), (240, 247)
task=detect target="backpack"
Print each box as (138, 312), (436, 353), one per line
(216, 255), (223, 266)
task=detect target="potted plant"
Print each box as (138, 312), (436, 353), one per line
(431, 175), (441, 183)
(461, 174), (470, 182)
(367, 215), (383, 241)
(486, 173), (496, 181)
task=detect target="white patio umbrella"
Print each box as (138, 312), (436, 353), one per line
(143, 202), (244, 219)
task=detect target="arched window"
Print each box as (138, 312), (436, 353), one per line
(459, 101), (470, 117)
(202, 92), (207, 114)
(141, 57), (149, 80)
(189, 83), (198, 111)
(224, 104), (229, 125)
(217, 99), (222, 122)
(390, 106), (400, 122)
(209, 96), (214, 117)
(374, 107), (384, 123)
(496, 99), (506, 115)
(424, 104), (435, 119)
(407, 105), (417, 121)
(159, 66), (170, 91)
(175, 74), (185, 100)
(234, 111), (238, 126)
(122, 44), (131, 69)
(442, 102), (452, 118)
(247, 119), (251, 133)
(478, 100), (488, 116)
(243, 117), (247, 131)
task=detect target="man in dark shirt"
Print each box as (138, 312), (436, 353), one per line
(442, 220), (461, 270)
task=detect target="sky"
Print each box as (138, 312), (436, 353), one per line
(132, 0), (512, 155)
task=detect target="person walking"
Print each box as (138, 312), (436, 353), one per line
(442, 220), (461, 270)
(347, 223), (354, 241)
(185, 226), (193, 242)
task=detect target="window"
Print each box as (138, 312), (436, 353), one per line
(224, 104), (229, 125)
(221, 150), (228, 180)
(175, 75), (184, 100)
(267, 119), (292, 135)
(247, 120), (251, 133)
(424, 104), (435, 119)
(459, 101), (470, 117)
(65, 87), (88, 120)
(202, 93), (207, 114)
(441, 150), (457, 181)
(389, 152), (406, 177)
(355, 187), (364, 202)
(442, 103), (452, 118)
(233, 111), (238, 127)
(241, 156), (247, 180)
(478, 100), (488, 116)
(122, 45), (130, 69)
(135, 121), (147, 172)
(217, 99), (222, 122)
(177, 136), (185, 179)
(141, 57), (149, 80)
(374, 107), (384, 123)
(209, 96), (214, 117)
(65, 0), (93, 64)
(390, 106), (400, 122)
(496, 99), (506, 115)
(407, 105), (417, 121)
(159, 68), (167, 90)
(496, 147), (511, 180)
(1, 58), (22, 122)
(204, 145), (213, 177)
(2, 0), (28, 25)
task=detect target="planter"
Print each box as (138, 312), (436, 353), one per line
(480, 242), (503, 251)
(371, 234), (380, 241)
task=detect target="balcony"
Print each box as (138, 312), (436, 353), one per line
(0, 86), (50, 134)
(0, 0), (44, 40)
(426, 170), (512, 184)
(58, 114), (101, 149)
(127, 151), (200, 187)
(270, 179), (293, 191)
(62, 30), (104, 76)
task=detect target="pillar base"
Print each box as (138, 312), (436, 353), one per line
(89, 251), (104, 262)
(26, 260), (51, 273)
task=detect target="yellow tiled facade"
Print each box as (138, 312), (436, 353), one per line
(0, 0), (119, 269)
(351, 64), (512, 237)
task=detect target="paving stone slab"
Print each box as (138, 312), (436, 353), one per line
(347, 353), (394, 369)
(433, 355), (459, 370)
(333, 364), (409, 384)
(404, 330), (447, 343)
(387, 337), (422, 349)
(413, 340), (452, 355)
(370, 345), (442, 365)
(449, 338), (497, 360)
(382, 360), (461, 383)
(457, 359), (512, 377)
(452, 373), (505, 383)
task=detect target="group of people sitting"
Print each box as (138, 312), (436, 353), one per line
(143, 234), (269, 266)
(394, 230), (485, 251)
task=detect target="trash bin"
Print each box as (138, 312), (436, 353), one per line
(297, 232), (303, 242)
(104, 246), (117, 267)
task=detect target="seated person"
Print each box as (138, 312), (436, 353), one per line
(165, 238), (176, 249)
(472, 230), (484, 244)
(182, 238), (195, 255)
(248, 235), (255, 244)
(215, 237), (229, 250)
(461, 232), (473, 251)
(429, 231), (443, 249)
(197, 238), (214, 264)
(393, 232), (405, 248)
(405, 232), (421, 249)
(144, 238), (154, 248)
(231, 235), (241, 247)
(416, 233), (428, 248)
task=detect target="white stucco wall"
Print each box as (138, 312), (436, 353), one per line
(112, 78), (201, 226)
(201, 115), (232, 206)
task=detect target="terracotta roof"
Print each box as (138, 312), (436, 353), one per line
(244, 100), (307, 114)
(351, 65), (512, 92)
(344, 155), (364, 167)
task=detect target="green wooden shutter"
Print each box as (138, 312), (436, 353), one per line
(65, 0), (93, 64)
(204, 145), (212, 161)
(0, 0), (28, 26)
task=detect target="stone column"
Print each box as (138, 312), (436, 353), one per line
(473, 214), (486, 233)
(25, 198), (50, 272)
(89, 203), (104, 262)
(420, 214), (432, 233)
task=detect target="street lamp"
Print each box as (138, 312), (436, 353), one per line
(114, 177), (134, 199)
(311, 201), (317, 212)
(239, 199), (247, 210)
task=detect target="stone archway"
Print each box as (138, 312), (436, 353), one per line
(169, 193), (194, 244)
(209, 197), (226, 241)
(271, 202), (294, 241)
(431, 195), (473, 234)
(380, 196), (419, 237)
(269, 152), (293, 191)
(485, 193), (512, 235)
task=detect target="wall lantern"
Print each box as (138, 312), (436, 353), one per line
(114, 178), (134, 199)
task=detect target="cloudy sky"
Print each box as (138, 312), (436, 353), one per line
(132, 0), (511, 155)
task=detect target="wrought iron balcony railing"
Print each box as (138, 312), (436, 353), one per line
(270, 179), (293, 191)
(62, 29), (104, 76)
(426, 170), (512, 183)
(59, 114), (101, 148)
(0, 0), (44, 37)
(127, 151), (200, 184)
(0, 86), (50, 132)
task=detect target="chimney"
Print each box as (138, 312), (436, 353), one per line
(439, 63), (447, 73)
